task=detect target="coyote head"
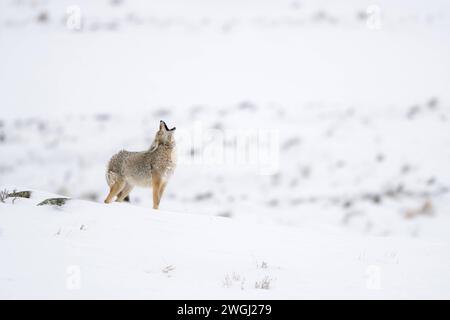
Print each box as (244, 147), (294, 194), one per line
(150, 120), (176, 151)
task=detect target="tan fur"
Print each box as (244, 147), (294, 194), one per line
(104, 121), (176, 209)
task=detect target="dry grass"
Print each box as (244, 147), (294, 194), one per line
(0, 189), (9, 203)
(223, 272), (246, 290)
(255, 276), (272, 290)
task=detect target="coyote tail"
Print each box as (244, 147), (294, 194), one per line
(105, 170), (118, 187)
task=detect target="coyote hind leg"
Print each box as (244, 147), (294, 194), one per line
(116, 183), (133, 202)
(104, 180), (125, 204)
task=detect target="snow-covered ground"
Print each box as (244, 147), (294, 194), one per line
(1, 191), (449, 299)
(1, 0), (450, 299)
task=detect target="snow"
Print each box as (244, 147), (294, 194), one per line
(1, 192), (449, 299)
(1, 0), (450, 299)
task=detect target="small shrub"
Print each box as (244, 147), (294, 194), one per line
(162, 265), (175, 274)
(37, 198), (70, 207)
(223, 272), (246, 290)
(8, 190), (31, 199)
(255, 276), (272, 290)
(36, 12), (49, 23)
(0, 189), (9, 203)
(223, 274), (233, 288)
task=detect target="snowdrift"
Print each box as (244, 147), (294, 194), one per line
(1, 190), (449, 299)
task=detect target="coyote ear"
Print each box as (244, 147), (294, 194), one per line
(170, 127), (176, 132)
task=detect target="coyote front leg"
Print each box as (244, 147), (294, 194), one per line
(159, 181), (168, 201)
(152, 174), (162, 209)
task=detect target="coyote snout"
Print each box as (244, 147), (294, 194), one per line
(104, 120), (177, 209)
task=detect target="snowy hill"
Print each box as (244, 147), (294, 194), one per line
(1, 190), (449, 299)
(1, 0), (450, 299)
(1, 0), (450, 239)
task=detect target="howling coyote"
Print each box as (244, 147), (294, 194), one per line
(104, 120), (176, 209)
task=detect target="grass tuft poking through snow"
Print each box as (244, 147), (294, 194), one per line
(255, 276), (273, 290)
(37, 198), (71, 207)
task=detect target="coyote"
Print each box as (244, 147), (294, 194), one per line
(104, 120), (176, 209)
